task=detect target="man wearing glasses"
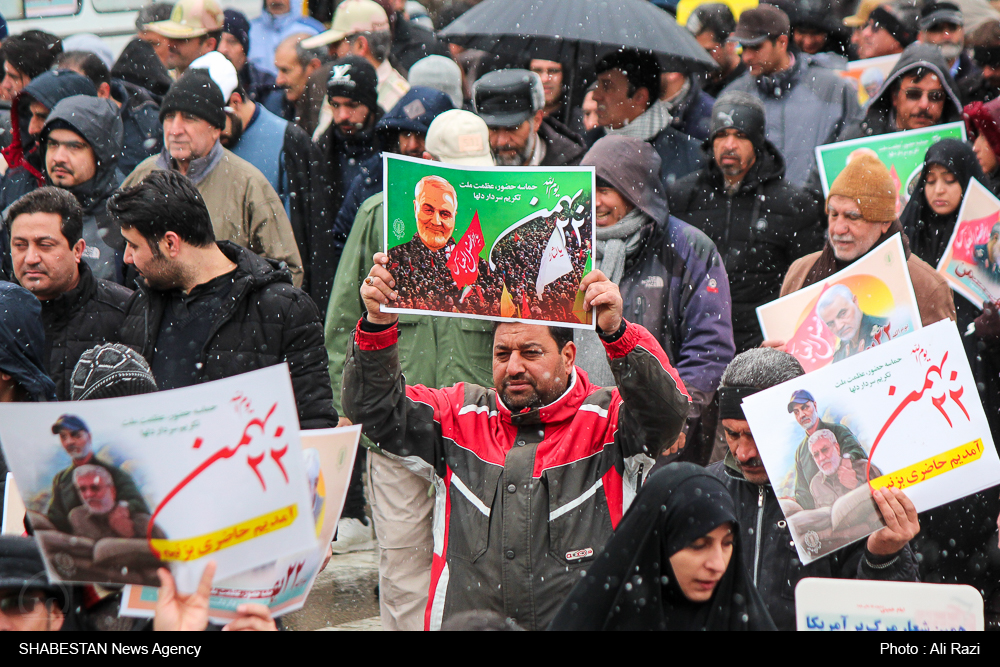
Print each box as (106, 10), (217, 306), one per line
(838, 42), (964, 139)
(854, 2), (918, 60)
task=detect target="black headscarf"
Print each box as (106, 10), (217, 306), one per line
(548, 463), (776, 631)
(900, 139), (985, 267)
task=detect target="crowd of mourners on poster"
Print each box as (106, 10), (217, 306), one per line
(5, 0), (1000, 636)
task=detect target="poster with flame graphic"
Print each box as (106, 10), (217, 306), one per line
(0, 365), (317, 593)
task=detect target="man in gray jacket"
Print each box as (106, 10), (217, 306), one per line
(722, 4), (860, 189)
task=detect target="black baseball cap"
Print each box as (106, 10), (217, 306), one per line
(730, 4), (791, 46)
(787, 389), (817, 412)
(919, 1), (963, 30)
(51, 414), (89, 434)
(472, 69), (545, 128)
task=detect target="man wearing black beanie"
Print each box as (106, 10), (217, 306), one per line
(218, 8), (284, 115)
(668, 92), (824, 352)
(122, 69), (303, 287)
(316, 55), (383, 209)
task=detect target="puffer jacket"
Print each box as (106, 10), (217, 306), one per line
(118, 241), (337, 430)
(342, 318), (690, 631)
(668, 140), (825, 351)
(838, 43), (963, 140)
(722, 55), (860, 189)
(39, 261), (132, 400)
(709, 458), (919, 631)
(613, 216), (735, 464)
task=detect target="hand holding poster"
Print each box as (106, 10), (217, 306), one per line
(935, 177), (1000, 308)
(796, 578), (983, 631)
(815, 122), (966, 213)
(0, 365), (317, 592)
(741, 320), (1000, 565)
(119, 426), (362, 623)
(757, 234), (921, 372)
(382, 154), (595, 328)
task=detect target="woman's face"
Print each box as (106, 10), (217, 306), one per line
(668, 522), (734, 603)
(924, 164), (963, 216)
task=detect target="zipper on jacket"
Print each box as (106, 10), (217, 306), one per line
(752, 485), (765, 585)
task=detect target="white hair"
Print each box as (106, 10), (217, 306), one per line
(806, 428), (838, 451)
(816, 284), (857, 313)
(72, 464), (112, 486)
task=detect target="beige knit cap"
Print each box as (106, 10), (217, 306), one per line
(827, 152), (898, 223)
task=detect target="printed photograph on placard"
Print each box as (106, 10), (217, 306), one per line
(839, 53), (900, 106)
(0, 366), (317, 591)
(935, 178), (1000, 308)
(756, 234), (920, 372)
(741, 321), (1000, 565)
(815, 122), (966, 213)
(382, 154), (596, 328)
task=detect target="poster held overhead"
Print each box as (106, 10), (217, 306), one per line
(382, 154), (596, 328)
(0, 365), (318, 592)
(741, 320), (1000, 565)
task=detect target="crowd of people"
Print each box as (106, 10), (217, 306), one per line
(0, 0), (1000, 633)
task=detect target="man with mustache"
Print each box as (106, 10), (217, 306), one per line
(838, 42), (964, 139)
(316, 56), (384, 212)
(45, 415), (147, 535)
(710, 347), (919, 630)
(917, 2), (978, 92)
(787, 389), (867, 508)
(777, 155), (955, 385)
(668, 93), (823, 352)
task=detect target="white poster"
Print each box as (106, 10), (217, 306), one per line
(0, 365), (317, 592)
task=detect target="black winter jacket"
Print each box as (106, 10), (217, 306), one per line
(40, 262), (132, 400)
(668, 141), (824, 351)
(118, 241), (338, 429)
(709, 459), (919, 631)
(538, 116), (587, 166)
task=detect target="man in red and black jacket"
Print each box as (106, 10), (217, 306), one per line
(343, 253), (691, 631)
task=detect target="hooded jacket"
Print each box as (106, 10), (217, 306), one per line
(0, 282), (56, 511)
(230, 102), (336, 310)
(709, 458), (918, 631)
(111, 38), (173, 100)
(317, 107), (385, 210)
(668, 139), (825, 351)
(342, 315), (690, 630)
(247, 0), (324, 77)
(42, 95), (127, 283)
(0, 71), (97, 212)
(38, 261), (132, 401)
(722, 55), (860, 189)
(838, 43), (964, 140)
(117, 241), (337, 430)
(110, 79), (162, 175)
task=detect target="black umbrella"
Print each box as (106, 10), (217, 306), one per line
(438, 0), (717, 122)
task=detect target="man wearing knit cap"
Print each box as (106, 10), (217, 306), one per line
(70, 343), (157, 401)
(407, 54), (463, 108)
(577, 134), (734, 465)
(192, 51), (335, 309)
(838, 42), (964, 139)
(316, 55), (383, 206)
(855, 1), (919, 59)
(122, 69), (304, 287)
(780, 152), (955, 329)
(324, 108), (495, 629)
(218, 8), (284, 115)
(668, 92), (824, 353)
(722, 4), (860, 190)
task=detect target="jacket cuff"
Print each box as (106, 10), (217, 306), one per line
(356, 317), (398, 350)
(601, 320), (638, 360)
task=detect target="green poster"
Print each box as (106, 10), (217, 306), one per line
(815, 122), (966, 210)
(382, 154), (596, 328)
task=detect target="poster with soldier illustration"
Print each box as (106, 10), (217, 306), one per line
(935, 178), (1000, 309)
(741, 320), (1000, 565)
(0, 365), (318, 592)
(382, 154), (596, 328)
(756, 235), (921, 372)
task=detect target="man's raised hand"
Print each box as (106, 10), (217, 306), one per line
(361, 252), (400, 326)
(580, 270), (623, 334)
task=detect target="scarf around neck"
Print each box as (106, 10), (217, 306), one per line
(608, 99), (672, 142)
(802, 221), (910, 287)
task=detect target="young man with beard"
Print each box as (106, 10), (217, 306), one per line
(343, 249), (690, 630)
(191, 51), (335, 309)
(472, 69), (586, 168)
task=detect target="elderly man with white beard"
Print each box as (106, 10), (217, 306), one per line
(807, 429), (881, 508)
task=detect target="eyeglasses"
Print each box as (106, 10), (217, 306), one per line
(0, 593), (47, 616)
(902, 88), (947, 103)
